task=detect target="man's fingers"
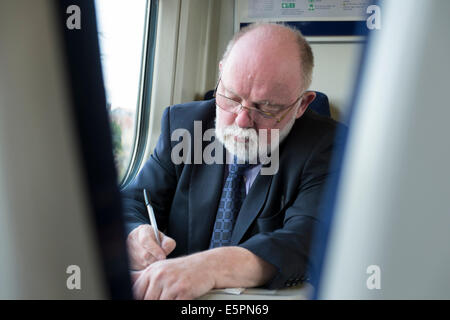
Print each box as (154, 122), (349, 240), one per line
(145, 238), (166, 261)
(144, 277), (162, 300)
(137, 225), (166, 260)
(132, 271), (149, 300)
(129, 257), (143, 271)
(127, 233), (148, 270)
(130, 270), (142, 285)
(127, 225), (175, 271)
(160, 232), (177, 255)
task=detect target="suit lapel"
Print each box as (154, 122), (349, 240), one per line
(230, 172), (273, 244)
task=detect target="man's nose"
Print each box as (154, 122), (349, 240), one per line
(235, 106), (254, 128)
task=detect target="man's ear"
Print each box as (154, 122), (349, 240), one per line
(295, 91), (316, 119)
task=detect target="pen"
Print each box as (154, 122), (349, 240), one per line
(143, 189), (161, 246)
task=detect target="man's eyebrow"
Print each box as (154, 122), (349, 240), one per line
(221, 81), (241, 98)
(221, 82), (283, 107)
(254, 100), (284, 107)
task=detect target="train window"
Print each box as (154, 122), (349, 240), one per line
(95, 0), (150, 185)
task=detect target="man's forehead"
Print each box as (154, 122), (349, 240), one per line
(222, 55), (302, 100)
(222, 75), (290, 94)
(225, 32), (301, 76)
(233, 25), (297, 52)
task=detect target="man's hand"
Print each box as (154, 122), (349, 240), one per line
(127, 224), (176, 270)
(130, 247), (277, 300)
(131, 254), (216, 300)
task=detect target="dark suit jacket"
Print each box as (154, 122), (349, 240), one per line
(122, 99), (343, 289)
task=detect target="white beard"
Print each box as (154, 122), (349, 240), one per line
(215, 109), (297, 164)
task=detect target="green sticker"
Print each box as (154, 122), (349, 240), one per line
(282, 3), (296, 9)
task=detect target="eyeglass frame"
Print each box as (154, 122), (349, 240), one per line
(213, 76), (306, 124)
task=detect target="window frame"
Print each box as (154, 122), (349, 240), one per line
(118, 0), (159, 188)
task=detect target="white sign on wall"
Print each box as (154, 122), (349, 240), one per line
(236, 0), (379, 42)
(247, 0), (372, 20)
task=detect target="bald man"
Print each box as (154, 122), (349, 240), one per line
(122, 23), (343, 299)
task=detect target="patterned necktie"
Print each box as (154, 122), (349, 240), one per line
(209, 158), (254, 248)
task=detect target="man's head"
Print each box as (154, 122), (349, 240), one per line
(221, 23), (314, 91)
(215, 23), (317, 163)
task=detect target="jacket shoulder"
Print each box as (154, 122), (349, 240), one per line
(166, 99), (216, 131)
(286, 109), (345, 149)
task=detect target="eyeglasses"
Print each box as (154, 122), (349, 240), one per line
(213, 77), (305, 124)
